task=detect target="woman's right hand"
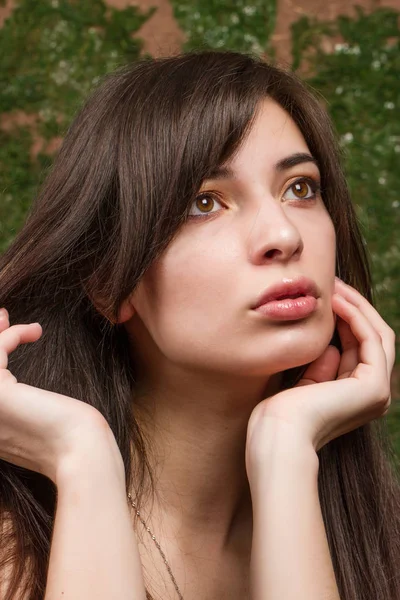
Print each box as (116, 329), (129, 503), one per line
(0, 308), (119, 484)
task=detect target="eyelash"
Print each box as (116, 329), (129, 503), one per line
(187, 177), (322, 221)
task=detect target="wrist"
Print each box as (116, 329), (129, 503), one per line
(246, 423), (319, 493)
(55, 426), (126, 490)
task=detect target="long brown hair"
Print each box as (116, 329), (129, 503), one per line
(0, 50), (399, 600)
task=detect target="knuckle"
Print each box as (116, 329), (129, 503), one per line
(377, 385), (391, 409)
(386, 327), (396, 343)
(0, 320), (9, 331)
(386, 395), (392, 411)
(369, 376), (391, 410)
(383, 402), (391, 416)
(81, 404), (109, 431)
(370, 328), (381, 343)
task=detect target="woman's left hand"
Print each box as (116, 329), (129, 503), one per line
(246, 277), (396, 471)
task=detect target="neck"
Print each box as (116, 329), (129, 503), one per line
(131, 367), (283, 558)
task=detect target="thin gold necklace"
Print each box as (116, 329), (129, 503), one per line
(128, 493), (184, 600)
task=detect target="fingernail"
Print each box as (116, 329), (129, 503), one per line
(0, 308), (8, 319)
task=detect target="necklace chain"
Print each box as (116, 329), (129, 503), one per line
(127, 492), (184, 600)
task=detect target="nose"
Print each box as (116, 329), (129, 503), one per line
(247, 200), (304, 265)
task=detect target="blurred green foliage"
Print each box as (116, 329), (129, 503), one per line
(0, 0), (153, 250)
(173, 0), (276, 54)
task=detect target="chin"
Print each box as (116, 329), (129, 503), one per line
(271, 328), (335, 372)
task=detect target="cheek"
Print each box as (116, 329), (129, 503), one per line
(160, 231), (240, 304)
(135, 239), (240, 359)
(326, 220), (337, 279)
(326, 217), (336, 256)
(310, 213), (336, 272)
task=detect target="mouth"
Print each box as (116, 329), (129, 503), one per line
(251, 277), (319, 310)
(252, 294), (318, 321)
(273, 293), (306, 301)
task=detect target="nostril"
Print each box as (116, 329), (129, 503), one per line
(265, 249), (280, 259)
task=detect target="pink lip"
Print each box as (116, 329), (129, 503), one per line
(253, 296), (318, 321)
(251, 276), (319, 310)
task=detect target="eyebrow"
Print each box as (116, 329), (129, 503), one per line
(205, 152), (320, 181)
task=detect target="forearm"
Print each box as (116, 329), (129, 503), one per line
(44, 430), (146, 600)
(249, 431), (340, 600)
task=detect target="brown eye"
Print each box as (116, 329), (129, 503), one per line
(293, 181), (309, 198)
(195, 195), (214, 213)
(188, 193), (225, 218)
(283, 178), (319, 202)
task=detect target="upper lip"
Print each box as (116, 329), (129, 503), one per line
(251, 276), (320, 309)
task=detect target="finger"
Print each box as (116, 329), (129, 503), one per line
(334, 279), (385, 331)
(0, 324), (43, 370)
(296, 344), (341, 386)
(335, 315), (359, 378)
(332, 294), (388, 395)
(334, 279), (396, 375)
(0, 309), (10, 334)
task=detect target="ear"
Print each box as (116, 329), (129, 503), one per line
(86, 288), (136, 325)
(117, 296), (136, 324)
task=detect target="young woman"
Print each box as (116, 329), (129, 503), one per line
(0, 50), (398, 600)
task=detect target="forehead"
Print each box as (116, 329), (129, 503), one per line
(232, 98), (310, 166)
(203, 99), (315, 185)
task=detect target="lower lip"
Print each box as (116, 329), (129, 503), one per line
(253, 295), (318, 321)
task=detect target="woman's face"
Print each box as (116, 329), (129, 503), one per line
(126, 98), (337, 379)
